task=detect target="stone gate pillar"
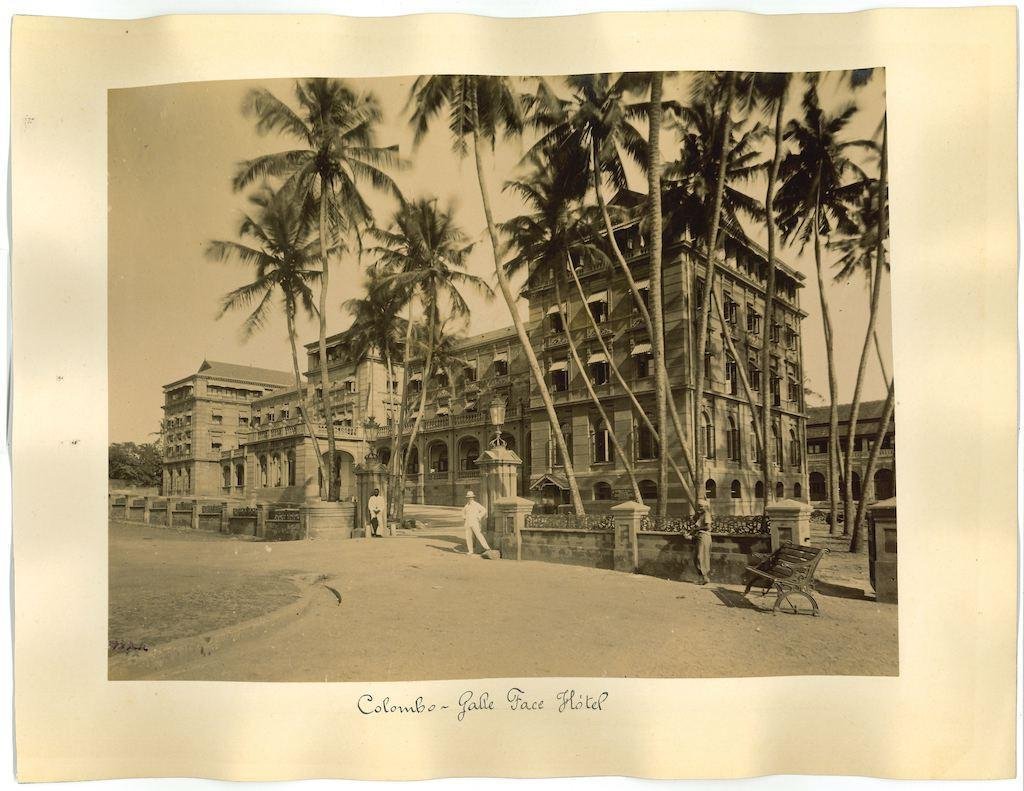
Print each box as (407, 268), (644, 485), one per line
(476, 443), (522, 542)
(354, 448), (390, 538)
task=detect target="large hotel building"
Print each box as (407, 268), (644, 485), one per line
(161, 208), (810, 518)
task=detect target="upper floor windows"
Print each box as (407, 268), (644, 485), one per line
(493, 351), (509, 377)
(549, 359), (569, 392)
(586, 291), (609, 324)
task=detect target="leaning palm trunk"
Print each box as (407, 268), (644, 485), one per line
(842, 119), (888, 530)
(391, 304), (416, 523)
(400, 307), (437, 512)
(316, 182), (339, 500)
(646, 72), (670, 518)
(761, 86), (787, 511)
(692, 72), (738, 502)
(813, 189), (842, 535)
(567, 260), (695, 506)
(555, 271), (642, 502)
(849, 377), (895, 552)
(471, 127), (585, 514)
(287, 309), (330, 503)
(590, 140), (697, 491)
(712, 288), (766, 459)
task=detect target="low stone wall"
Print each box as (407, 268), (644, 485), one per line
(636, 531), (772, 584)
(490, 497), (809, 587)
(519, 527), (615, 570)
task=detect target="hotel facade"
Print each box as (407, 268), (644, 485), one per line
(161, 215), (811, 518)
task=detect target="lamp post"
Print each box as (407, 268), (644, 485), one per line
(488, 396), (507, 448)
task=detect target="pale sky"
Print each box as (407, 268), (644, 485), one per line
(108, 72), (890, 443)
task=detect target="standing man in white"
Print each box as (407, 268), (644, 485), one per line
(367, 487), (386, 538)
(461, 490), (491, 556)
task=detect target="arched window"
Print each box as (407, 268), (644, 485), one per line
(287, 450), (296, 487)
(809, 471), (826, 501)
(874, 468), (895, 500)
(755, 480), (765, 499)
(726, 416), (740, 461)
(637, 420), (659, 461)
(749, 421), (761, 463)
(406, 445), (420, 475)
(793, 482), (803, 499)
(730, 479), (741, 499)
(459, 437), (480, 473)
(222, 465), (231, 488)
(702, 411), (715, 460)
(789, 429), (801, 468)
(259, 455), (268, 487)
(773, 424), (783, 467)
(851, 471), (862, 501)
(593, 481), (613, 501)
(272, 453), (282, 487)
(591, 417), (611, 463)
(428, 441), (449, 473)
(775, 481), (785, 499)
(235, 463), (244, 487)
(705, 479), (717, 499)
(638, 479), (658, 502)
(378, 447), (391, 466)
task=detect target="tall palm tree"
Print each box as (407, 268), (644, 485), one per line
(234, 78), (401, 500)
(407, 74), (585, 514)
(427, 317), (473, 411)
(752, 73), (792, 511)
(207, 184), (330, 490)
(526, 73), (697, 511)
(502, 146), (642, 502)
(776, 85), (863, 533)
(369, 197), (490, 522)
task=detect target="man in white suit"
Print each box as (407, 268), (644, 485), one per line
(461, 490), (491, 556)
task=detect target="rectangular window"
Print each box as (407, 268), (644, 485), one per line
(551, 369), (569, 392)
(725, 358), (738, 395)
(694, 278), (706, 316)
(746, 305), (761, 334)
(724, 295), (738, 325)
(770, 375), (781, 407)
(748, 362), (761, 392)
(239, 416), (249, 425)
(590, 360), (610, 386)
(212, 414), (223, 424)
(786, 327), (798, 349)
(587, 294), (609, 324)
(211, 441), (222, 451)
(636, 354), (651, 379)
(637, 421), (659, 461)
(493, 359), (509, 377)
(593, 427), (611, 464)
(770, 322), (781, 344)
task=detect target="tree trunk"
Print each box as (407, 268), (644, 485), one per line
(849, 377), (895, 552)
(401, 303), (436, 508)
(385, 352), (400, 520)
(555, 269), (642, 502)
(646, 72), (670, 518)
(591, 140), (697, 494)
(316, 182), (339, 500)
(692, 71), (738, 504)
(471, 127), (585, 514)
(567, 259), (694, 504)
(392, 304), (416, 524)
(842, 118), (888, 530)
(287, 309), (329, 502)
(761, 84), (787, 512)
(813, 192), (842, 536)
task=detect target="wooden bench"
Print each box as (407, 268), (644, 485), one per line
(743, 542), (829, 616)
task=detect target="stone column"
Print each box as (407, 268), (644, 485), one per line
(491, 496), (535, 560)
(611, 500), (649, 573)
(354, 450), (390, 538)
(142, 497), (151, 525)
(165, 499), (174, 528)
(256, 503), (267, 540)
(220, 500), (230, 533)
(190, 499), (200, 530)
(868, 497), (898, 603)
(476, 443), (523, 545)
(765, 498), (811, 551)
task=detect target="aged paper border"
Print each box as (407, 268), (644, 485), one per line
(11, 8), (1018, 781)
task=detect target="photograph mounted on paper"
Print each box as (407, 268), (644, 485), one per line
(107, 70), (896, 682)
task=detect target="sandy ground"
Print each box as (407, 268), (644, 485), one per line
(109, 508), (897, 681)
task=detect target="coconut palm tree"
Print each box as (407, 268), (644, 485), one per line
(426, 316), (473, 412)
(369, 197), (491, 523)
(525, 73), (697, 511)
(407, 74), (585, 514)
(776, 84), (864, 533)
(234, 78), (401, 500)
(207, 184), (331, 490)
(752, 73), (792, 512)
(502, 146), (642, 502)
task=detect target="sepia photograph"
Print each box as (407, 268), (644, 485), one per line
(106, 69), (896, 682)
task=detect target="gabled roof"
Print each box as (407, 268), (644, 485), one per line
(196, 360), (293, 387)
(806, 399), (894, 438)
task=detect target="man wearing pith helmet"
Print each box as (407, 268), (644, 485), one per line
(461, 490), (491, 556)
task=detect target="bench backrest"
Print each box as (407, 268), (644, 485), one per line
(762, 542), (827, 584)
